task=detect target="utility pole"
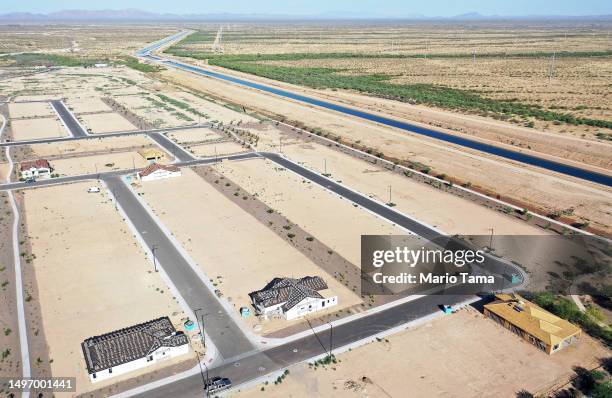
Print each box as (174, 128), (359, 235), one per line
(328, 322), (333, 358)
(194, 350), (209, 398)
(324, 158), (327, 175)
(472, 47), (476, 65)
(488, 228), (494, 251)
(195, 308), (206, 348)
(279, 137), (282, 154)
(388, 185), (392, 204)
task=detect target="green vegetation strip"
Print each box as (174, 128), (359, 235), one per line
(165, 36), (612, 128)
(2, 53), (110, 67)
(165, 49), (612, 129)
(530, 292), (611, 348)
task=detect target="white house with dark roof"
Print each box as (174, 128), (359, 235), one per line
(19, 159), (52, 179)
(249, 276), (337, 320)
(81, 317), (189, 383)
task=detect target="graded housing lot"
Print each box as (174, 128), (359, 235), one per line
(78, 112), (137, 134)
(9, 116), (69, 141)
(135, 168), (363, 335)
(234, 308), (609, 398)
(22, 182), (193, 397)
(213, 158), (406, 267)
(8, 102), (55, 118)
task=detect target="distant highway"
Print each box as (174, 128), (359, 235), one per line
(50, 100), (88, 137)
(140, 35), (612, 187)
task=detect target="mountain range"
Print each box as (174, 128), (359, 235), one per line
(0, 9), (610, 22)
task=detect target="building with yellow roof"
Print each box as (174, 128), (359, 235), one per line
(137, 148), (165, 162)
(484, 293), (581, 354)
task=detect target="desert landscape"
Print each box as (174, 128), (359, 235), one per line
(0, 10), (609, 398)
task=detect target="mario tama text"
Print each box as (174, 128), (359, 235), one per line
(360, 235), (610, 297)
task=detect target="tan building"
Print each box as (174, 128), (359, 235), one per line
(138, 148), (165, 162)
(484, 294), (581, 354)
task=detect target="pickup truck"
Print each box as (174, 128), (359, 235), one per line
(204, 377), (232, 393)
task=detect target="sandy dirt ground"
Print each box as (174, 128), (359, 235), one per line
(8, 102), (55, 118)
(51, 152), (151, 176)
(168, 127), (224, 144)
(278, 140), (550, 236)
(136, 168), (362, 334)
(214, 158), (405, 267)
(0, 162), (9, 181)
(78, 112), (137, 134)
(23, 181), (192, 396)
(12, 95), (62, 102)
(65, 96), (112, 114)
(10, 116), (69, 141)
(161, 68), (612, 233)
(26, 135), (156, 158)
(188, 141), (248, 157)
(234, 307), (609, 398)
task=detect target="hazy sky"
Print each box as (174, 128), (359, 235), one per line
(6, 0), (612, 16)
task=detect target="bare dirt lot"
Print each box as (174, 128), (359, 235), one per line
(234, 307), (609, 398)
(135, 168), (362, 335)
(10, 116), (68, 141)
(78, 112), (137, 134)
(167, 127), (224, 144)
(25, 135), (156, 158)
(8, 102), (55, 118)
(50, 152), (154, 176)
(214, 158), (405, 266)
(65, 96), (112, 114)
(188, 141), (247, 157)
(22, 181), (192, 396)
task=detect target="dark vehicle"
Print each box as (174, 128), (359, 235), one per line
(24, 178), (36, 184)
(204, 377), (232, 392)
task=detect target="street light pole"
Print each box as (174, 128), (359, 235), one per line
(329, 322), (333, 358)
(488, 228), (494, 251)
(194, 308), (206, 348)
(194, 350), (209, 398)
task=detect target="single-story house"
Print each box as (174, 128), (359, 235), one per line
(138, 148), (165, 162)
(81, 316), (189, 383)
(484, 293), (581, 354)
(19, 159), (52, 179)
(249, 276), (337, 320)
(137, 163), (181, 182)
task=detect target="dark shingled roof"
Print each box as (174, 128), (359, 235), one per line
(81, 317), (188, 374)
(249, 276), (329, 312)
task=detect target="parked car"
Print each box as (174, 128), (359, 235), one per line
(24, 178), (36, 184)
(204, 377), (232, 393)
(87, 187), (100, 193)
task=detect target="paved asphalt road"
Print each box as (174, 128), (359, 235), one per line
(50, 100), (88, 137)
(0, 152), (259, 191)
(148, 132), (196, 162)
(0, 123), (212, 147)
(103, 175), (256, 359)
(133, 288), (475, 398)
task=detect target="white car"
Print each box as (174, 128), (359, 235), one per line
(87, 187), (100, 193)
